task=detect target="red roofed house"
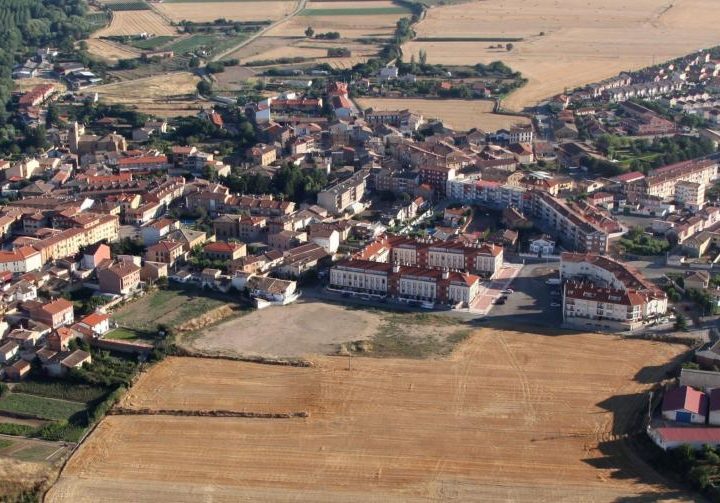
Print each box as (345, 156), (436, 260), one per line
(47, 326), (79, 351)
(144, 240), (186, 268)
(203, 241), (247, 261)
(248, 144), (276, 166)
(82, 243), (111, 270)
(5, 359), (31, 380)
(18, 84), (55, 109)
(28, 298), (74, 329)
(662, 385), (708, 424)
(76, 312), (111, 336)
(117, 155), (169, 173)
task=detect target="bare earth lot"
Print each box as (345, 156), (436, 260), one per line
(85, 38), (141, 62)
(188, 300), (384, 357)
(47, 329), (691, 502)
(406, 0), (720, 110)
(355, 97), (530, 131)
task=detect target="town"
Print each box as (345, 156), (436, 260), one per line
(5, 0), (720, 498)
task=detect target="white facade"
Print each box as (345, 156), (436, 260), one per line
(529, 238), (555, 256)
(0, 248), (42, 273)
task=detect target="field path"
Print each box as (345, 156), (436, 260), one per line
(210, 0), (308, 62)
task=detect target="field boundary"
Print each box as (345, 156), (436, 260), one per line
(109, 407), (309, 418)
(171, 346), (314, 367)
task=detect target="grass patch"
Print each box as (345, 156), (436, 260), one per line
(105, 327), (150, 341)
(31, 422), (85, 443)
(13, 381), (108, 403)
(349, 312), (472, 359)
(300, 7), (411, 16)
(112, 288), (235, 331)
(0, 423), (39, 436)
(169, 34), (218, 54)
(0, 439), (12, 450)
(0, 393), (86, 421)
(128, 36), (176, 50)
(12, 444), (62, 462)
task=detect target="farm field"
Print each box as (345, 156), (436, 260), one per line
(93, 10), (176, 37)
(155, 1), (296, 23)
(355, 97), (531, 131)
(0, 393), (86, 421)
(405, 0), (720, 110)
(91, 72), (206, 117)
(48, 330), (691, 502)
(85, 38), (141, 62)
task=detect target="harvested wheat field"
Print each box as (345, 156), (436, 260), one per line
(356, 97), (530, 131)
(93, 10), (176, 37)
(85, 38), (141, 62)
(47, 329), (692, 502)
(406, 0), (720, 110)
(93, 72), (205, 117)
(156, 1), (295, 23)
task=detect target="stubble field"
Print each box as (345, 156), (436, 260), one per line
(91, 72), (206, 117)
(84, 38), (141, 62)
(355, 97), (531, 131)
(47, 329), (691, 502)
(405, 0), (720, 110)
(156, 0), (296, 23)
(93, 10), (176, 37)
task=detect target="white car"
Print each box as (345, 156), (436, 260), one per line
(502, 289), (514, 294)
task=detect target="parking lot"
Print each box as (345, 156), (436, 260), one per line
(481, 262), (564, 327)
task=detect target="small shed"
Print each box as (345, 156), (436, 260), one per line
(662, 385), (708, 424)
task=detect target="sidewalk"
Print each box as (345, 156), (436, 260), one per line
(467, 264), (523, 315)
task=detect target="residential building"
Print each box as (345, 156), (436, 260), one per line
(203, 241), (247, 261)
(0, 246), (42, 273)
(97, 261), (141, 295)
(317, 170), (369, 215)
(28, 298), (74, 328)
(144, 240), (185, 268)
(662, 386), (708, 424)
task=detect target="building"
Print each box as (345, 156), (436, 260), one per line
(317, 170), (368, 215)
(203, 241), (247, 261)
(44, 349), (92, 377)
(76, 312), (110, 336)
(529, 191), (609, 253)
(5, 359), (31, 380)
(246, 276), (298, 304)
(529, 236), (556, 256)
(28, 298), (74, 328)
(81, 243), (111, 270)
(627, 158), (718, 204)
(248, 144), (277, 166)
(0, 246), (42, 273)
(662, 386), (708, 424)
(675, 180), (706, 211)
(329, 260), (481, 306)
(0, 341), (19, 363)
(560, 252), (668, 331)
(213, 215), (267, 242)
(144, 240), (185, 268)
(97, 261), (141, 295)
(648, 426), (720, 451)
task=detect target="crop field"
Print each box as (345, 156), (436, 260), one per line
(155, 1), (295, 23)
(355, 97), (531, 131)
(93, 10), (176, 37)
(85, 38), (141, 62)
(48, 329), (690, 502)
(128, 35), (176, 50)
(92, 72), (206, 117)
(405, 0), (720, 111)
(0, 393), (86, 421)
(105, 1), (150, 11)
(300, 6), (411, 16)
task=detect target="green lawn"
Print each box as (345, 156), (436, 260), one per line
(300, 7), (411, 15)
(104, 327), (156, 341)
(169, 35), (218, 54)
(0, 393), (87, 421)
(0, 439), (12, 450)
(13, 381), (108, 403)
(12, 444), (63, 462)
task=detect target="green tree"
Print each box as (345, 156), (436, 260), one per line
(305, 26), (315, 38)
(675, 313), (688, 331)
(196, 80), (213, 96)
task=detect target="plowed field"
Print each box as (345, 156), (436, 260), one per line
(47, 329), (691, 502)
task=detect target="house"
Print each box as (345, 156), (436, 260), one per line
(140, 261), (168, 283)
(203, 241), (247, 262)
(167, 228), (207, 253)
(309, 226), (340, 254)
(28, 298), (74, 328)
(5, 359), (31, 380)
(81, 243), (111, 270)
(685, 270), (710, 291)
(0, 340), (19, 363)
(44, 349), (91, 377)
(0, 246), (42, 273)
(529, 236), (556, 256)
(47, 327), (79, 351)
(144, 240), (185, 268)
(6, 329), (41, 349)
(97, 261), (141, 295)
(246, 276), (298, 304)
(662, 385), (708, 424)
(648, 426), (720, 451)
(76, 312), (110, 336)
(141, 218), (180, 246)
(249, 144), (277, 166)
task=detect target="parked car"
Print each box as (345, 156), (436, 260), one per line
(502, 289), (514, 294)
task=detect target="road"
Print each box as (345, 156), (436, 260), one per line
(210, 0), (308, 62)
